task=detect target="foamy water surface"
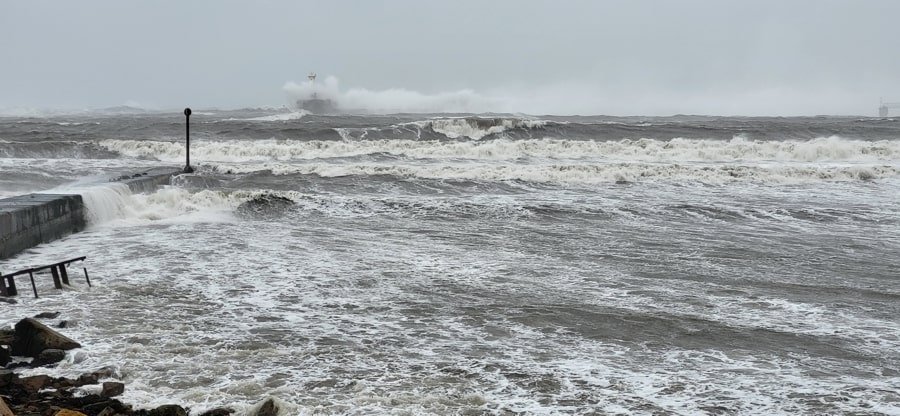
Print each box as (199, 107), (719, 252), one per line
(2, 111), (899, 415)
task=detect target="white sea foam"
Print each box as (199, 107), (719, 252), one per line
(5, 199), (898, 414)
(99, 136), (900, 164)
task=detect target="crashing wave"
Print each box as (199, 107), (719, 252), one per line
(53, 184), (307, 226)
(204, 162), (899, 185)
(406, 117), (550, 140)
(99, 136), (900, 164)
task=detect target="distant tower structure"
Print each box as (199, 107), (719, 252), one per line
(308, 73), (318, 99)
(294, 71), (337, 114)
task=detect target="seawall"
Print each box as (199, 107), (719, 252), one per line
(0, 168), (181, 260)
(0, 194), (85, 260)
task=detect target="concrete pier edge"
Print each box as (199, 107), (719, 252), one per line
(0, 168), (181, 260)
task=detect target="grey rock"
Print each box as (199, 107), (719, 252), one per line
(16, 374), (51, 392)
(147, 404), (188, 416)
(11, 317), (81, 357)
(33, 311), (61, 319)
(197, 408), (235, 416)
(0, 369), (14, 388)
(97, 407), (118, 416)
(252, 398), (279, 416)
(101, 381), (125, 397)
(0, 329), (13, 346)
(32, 348), (66, 366)
(57, 320), (78, 328)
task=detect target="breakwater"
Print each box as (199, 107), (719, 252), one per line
(0, 168), (180, 260)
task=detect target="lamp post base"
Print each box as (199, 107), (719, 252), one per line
(183, 165), (194, 173)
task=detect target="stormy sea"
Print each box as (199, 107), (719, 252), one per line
(1, 109), (899, 415)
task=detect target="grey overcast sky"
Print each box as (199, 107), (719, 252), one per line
(2, 0), (899, 115)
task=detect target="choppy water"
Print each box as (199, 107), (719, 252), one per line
(1, 109), (899, 415)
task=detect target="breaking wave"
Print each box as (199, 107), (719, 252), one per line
(0, 140), (119, 159)
(208, 162), (898, 185)
(99, 136), (900, 164)
(406, 117), (550, 140)
(68, 184), (296, 226)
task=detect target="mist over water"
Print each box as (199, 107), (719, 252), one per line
(284, 76), (501, 114)
(2, 110), (899, 414)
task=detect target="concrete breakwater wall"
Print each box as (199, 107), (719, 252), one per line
(0, 194), (86, 260)
(0, 168), (180, 260)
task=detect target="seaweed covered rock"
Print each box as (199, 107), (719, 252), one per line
(236, 194), (295, 219)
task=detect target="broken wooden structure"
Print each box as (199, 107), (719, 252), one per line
(0, 256), (90, 298)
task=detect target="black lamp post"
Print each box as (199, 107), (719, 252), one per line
(183, 107), (194, 173)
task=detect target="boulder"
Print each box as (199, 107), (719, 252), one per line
(77, 373), (99, 386)
(52, 376), (79, 389)
(0, 346), (9, 366)
(0, 298), (15, 304)
(96, 407), (117, 416)
(0, 369), (14, 388)
(0, 397), (12, 416)
(83, 399), (132, 415)
(92, 366), (118, 379)
(252, 398), (279, 416)
(79, 399), (115, 414)
(34, 311), (61, 319)
(147, 404), (188, 416)
(73, 367), (117, 387)
(100, 381), (125, 398)
(33, 348), (67, 367)
(57, 320), (77, 329)
(197, 408), (235, 416)
(11, 318), (81, 358)
(54, 410), (88, 416)
(0, 329), (13, 346)
(17, 374), (52, 392)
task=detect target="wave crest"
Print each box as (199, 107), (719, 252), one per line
(99, 136), (900, 163)
(206, 162), (899, 185)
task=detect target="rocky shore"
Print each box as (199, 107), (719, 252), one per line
(1, 314), (281, 416)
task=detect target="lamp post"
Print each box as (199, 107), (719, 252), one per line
(183, 107), (194, 173)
